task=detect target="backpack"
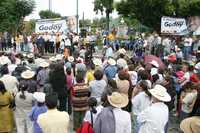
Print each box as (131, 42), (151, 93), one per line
(76, 110), (94, 133)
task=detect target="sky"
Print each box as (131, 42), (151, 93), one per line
(26, 0), (118, 20)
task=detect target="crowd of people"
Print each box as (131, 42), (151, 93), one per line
(0, 31), (200, 133)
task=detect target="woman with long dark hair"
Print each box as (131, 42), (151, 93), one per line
(14, 81), (33, 133)
(49, 63), (67, 111)
(0, 81), (14, 133)
(131, 80), (152, 133)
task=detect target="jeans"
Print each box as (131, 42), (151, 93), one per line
(183, 46), (191, 59)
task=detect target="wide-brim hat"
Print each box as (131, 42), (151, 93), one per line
(108, 58), (116, 66)
(93, 58), (102, 66)
(49, 56), (57, 62)
(107, 92), (129, 108)
(27, 53), (34, 59)
(21, 70), (35, 79)
(117, 58), (127, 69)
(68, 56), (74, 62)
(35, 58), (45, 66)
(150, 60), (159, 68)
(118, 48), (126, 55)
(149, 84), (171, 102)
(39, 61), (49, 68)
(55, 54), (63, 60)
(0, 56), (11, 65)
(180, 117), (200, 133)
(33, 92), (46, 103)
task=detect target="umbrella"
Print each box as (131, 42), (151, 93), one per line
(144, 55), (166, 69)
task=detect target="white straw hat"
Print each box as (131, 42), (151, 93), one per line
(108, 58), (116, 66)
(93, 58), (102, 66)
(118, 48), (126, 55)
(21, 70), (35, 79)
(107, 92), (129, 108)
(49, 56), (57, 62)
(33, 92), (46, 103)
(39, 61), (49, 68)
(149, 84), (171, 102)
(68, 56), (74, 62)
(0, 56), (11, 65)
(150, 60), (159, 68)
(55, 54), (63, 60)
(27, 53), (34, 59)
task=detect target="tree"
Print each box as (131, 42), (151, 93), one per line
(116, 0), (200, 31)
(94, 0), (114, 31)
(79, 19), (91, 29)
(0, 0), (35, 33)
(116, 0), (174, 31)
(39, 10), (61, 19)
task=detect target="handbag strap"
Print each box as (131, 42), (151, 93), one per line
(90, 110), (94, 127)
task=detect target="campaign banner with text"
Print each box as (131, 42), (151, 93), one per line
(35, 19), (67, 33)
(161, 16), (188, 35)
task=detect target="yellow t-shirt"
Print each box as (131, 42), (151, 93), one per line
(86, 70), (94, 83)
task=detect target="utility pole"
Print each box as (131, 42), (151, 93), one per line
(49, 0), (52, 11)
(76, 0), (79, 33)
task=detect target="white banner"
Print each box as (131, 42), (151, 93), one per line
(35, 19), (67, 33)
(161, 16), (188, 35)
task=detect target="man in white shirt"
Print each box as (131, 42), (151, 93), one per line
(94, 92), (131, 133)
(38, 93), (69, 133)
(138, 85), (171, 133)
(183, 37), (193, 59)
(0, 65), (19, 95)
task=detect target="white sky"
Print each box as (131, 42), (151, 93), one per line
(26, 0), (118, 20)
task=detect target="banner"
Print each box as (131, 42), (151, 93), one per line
(35, 19), (67, 33)
(161, 16), (188, 35)
(188, 16), (200, 35)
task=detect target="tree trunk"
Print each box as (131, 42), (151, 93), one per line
(106, 10), (110, 32)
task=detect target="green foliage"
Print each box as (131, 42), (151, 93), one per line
(39, 10), (61, 19)
(94, 0), (114, 30)
(23, 20), (36, 35)
(0, 0), (35, 33)
(79, 19), (91, 28)
(116, 0), (200, 31)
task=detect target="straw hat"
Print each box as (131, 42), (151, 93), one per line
(68, 56), (74, 62)
(33, 92), (46, 103)
(0, 56), (11, 65)
(39, 61), (49, 68)
(49, 56), (57, 62)
(149, 84), (171, 102)
(180, 117), (200, 133)
(118, 48), (126, 55)
(27, 53), (34, 59)
(21, 70), (35, 79)
(107, 92), (129, 108)
(150, 60), (159, 68)
(93, 58), (102, 66)
(55, 54), (63, 60)
(35, 58), (45, 66)
(108, 58), (116, 66)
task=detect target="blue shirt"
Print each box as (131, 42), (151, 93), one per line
(104, 65), (118, 79)
(29, 105), (48, 133)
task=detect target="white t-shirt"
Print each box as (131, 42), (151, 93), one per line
(182, 92), (197, 113)
(84, 105), (103, 124)
(184, 38), (193, 47)
(132, 92), (151, 115)
(113, 108), (131, 133)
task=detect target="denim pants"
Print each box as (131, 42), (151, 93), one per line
(183, 46), (191, 59)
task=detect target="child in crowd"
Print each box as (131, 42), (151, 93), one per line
(180, 82), (198, 121)
(29, 92), (47, 133)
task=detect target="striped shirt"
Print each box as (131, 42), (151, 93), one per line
(72, 83), (89, 111)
